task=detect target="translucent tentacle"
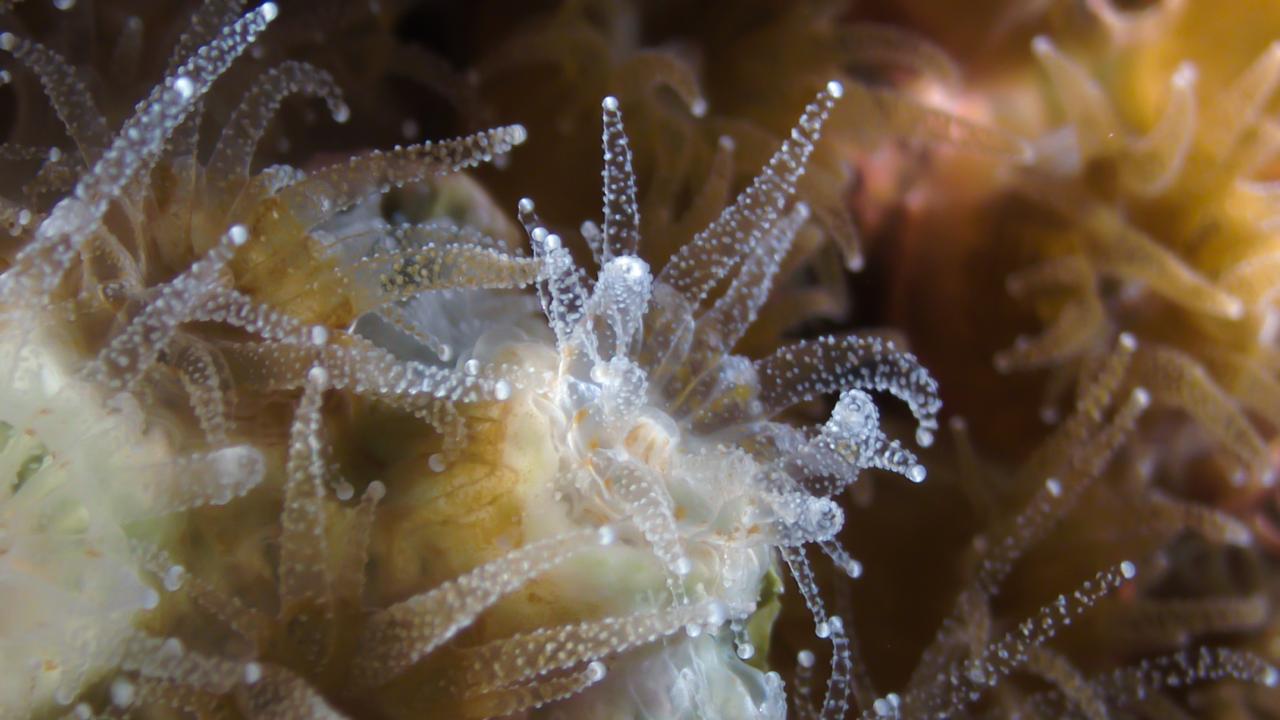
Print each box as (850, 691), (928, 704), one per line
(277, 125), (527, 229)
(113, 445), (266, 522)
(697, 201), (808, 355)
(169, 335), (232, 444)
(995, 255), (1104, 372)
(980, 387), (1147, 594)
(665, 203), (807, 419)
(22, 147), (78, 207)
(333, 481), (385, 608)
(164, 0), (248, 74)
(462, 662), (608, 719)
(1024, 181), (1244, 319)
(1144, 487), (1252, 546)
(615, 49), (706, 117)
(1092, 647), (1279, 710)
(1121, 62), (1197, 197)
(238, 665), (351, 720)
(190, 285), (310, 343)
(0, 34), (110, 162)
(118, 635), (248, 696)
(605, 459), (690, 582)
(373, 304), (455, 362)
(516, 200), (590, 349)
(207, 60), (348, 206)
(131, 542), (266, 644)
(219, 337), (516, 405)
(278, 369), (332, 626)
(819, 616), (854, 720)
(0, 142), (56, 161)
(796, 389), (928, 491)
(1023, 646), (1110, 720)
(1022, 332), (1137, 482)
(782, 546), (830, 636)
(80, 225), (248, 393)
(347, 242), (542, 315)
(454, 600), (734, 695)
(600, 96), (640, 261)
(1133, 345), (1270, 486)
(2, 3), (276, 300)
(912, 563), (1137, 718)
(580, 219), (604, 268)
(353, 526), (611, 688)
(1118, 594), (1268, 648)
(755, 334), (940, 447)
(1032, 36), (1121, 158)
(1205, 41), (1280, 161)
(996, 296), (1105, 372)
(658, 81), (843, 306)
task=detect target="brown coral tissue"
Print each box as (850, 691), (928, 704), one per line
(0, 0), (1279, 718)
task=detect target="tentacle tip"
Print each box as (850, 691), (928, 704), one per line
(602, 95), (620, 112)
(690, 96), (708, 117)
(228, 224), (249, 247)
(1119, 560), (1137, 579)
(1130, 386), (1151, 409)
(1031, 34), (1054, 56)
(908, 464), (927, 483)
(260, 2), (280, 22)
(915, 426), (935, 448)
(825, 80), (844, 99)
(307, 365), (329, 387)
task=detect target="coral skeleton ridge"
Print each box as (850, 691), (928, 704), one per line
(2, 1), (1280, 718)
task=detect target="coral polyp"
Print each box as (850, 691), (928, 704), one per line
(7, 1), (1280, 718)
(0, 2), (947, 717)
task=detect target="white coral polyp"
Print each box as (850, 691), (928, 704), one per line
(0, 313), (264, 717)
(396, 83), (942, 717)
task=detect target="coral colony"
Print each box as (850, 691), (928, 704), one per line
(0, 1), (1278, 719)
